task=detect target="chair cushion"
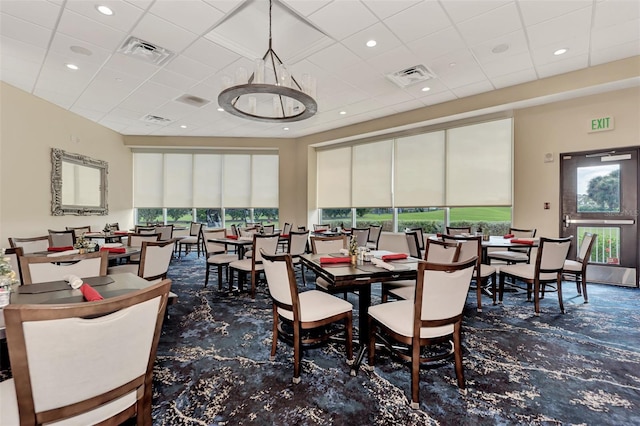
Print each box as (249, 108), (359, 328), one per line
(208, 253), (237, 265)
(0, 380), (18, 425)
(488, 251), (529, 262)
(369, 300), (453, 339)
(563, 259), (583, 272)
(384, 279), (414, 289)
(500, 264), (559, 281)
(277, 290), (352, 322)
(388, 285), (414, 300)
(477, 264), (496, 278)
(107, 264), (139, 275)
(180, 236), (199, 244)
(229, 259), (263, 272)
(315, 277), (331, 290)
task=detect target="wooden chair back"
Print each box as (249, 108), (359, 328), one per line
(138, 240), (176, 281)
(20, 251), (108, 284)
(310, 235), (347, 254)
(8, 236), (50, 254)
(47, 229), (76, 247)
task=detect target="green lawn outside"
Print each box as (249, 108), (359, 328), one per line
(357, 207), (511, 222)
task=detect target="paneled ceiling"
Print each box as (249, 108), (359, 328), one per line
(1, 0), (639, 139)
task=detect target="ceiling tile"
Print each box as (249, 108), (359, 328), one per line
(407, 27), (467, 64)
(594, 0), (640, 28)
(470, 30), (529, 61)
(384, 1), (451, 43)
(32, 87), (76, 109)
(0, 0), (61, 29)
(455, 2), (523, 45)
(489, 67), (537, 89)
(480, 51), (534, 78)
(0, 35), (46, 65)
(591, 18), (640, 51)
(531, 35), (589, 67)
(149, 68), (198, 92)
(64, 0), (145, 33)
(132, 11), (200, 53)
(526, 6), (592, 49)
(0, 13), (52, 48)
(365, 45), (421, 75)
(306, 42), (362, 73)
(0, 57), (40, 92)
(148, 1), (224, 35)
(181, 38), (240, 72)
(517, 0), (592, 27)
(48, 33), (112, 66)
(536, 54), (588, 78)
(361, 0), (423, 20)
(103, 53), (160, 80)
(440, 0), (512, 24)
(164, 54), (216, 82)
(416, 90), (457, 106)
(341, 22), (404, 60)
(451, 80), (494, 98)
(590, 39), (640, 65)
(279, 0), (332, 17)
(307, 0), (379, 41)
(57, 9), (126, 51)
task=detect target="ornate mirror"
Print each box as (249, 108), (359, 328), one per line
(51, 148), (108, 215)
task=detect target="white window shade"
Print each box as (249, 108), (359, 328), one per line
(352, 140), (393, 207)
(133, 153), (163, 207)
(223, 155), (251, 207)
(317, 147), (351, 208)
(193, 154), (222, 207)
(446, 118), (512, 206)
(251, 155), (279, 207)
(394, 132), (445, 207)
(163, 154), (193, 207)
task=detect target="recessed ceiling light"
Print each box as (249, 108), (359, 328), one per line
(554, 48), (568, 56)
(366, 40), (377, 48)
(217, 107), (224, 112)
(421, 87), (431, 92)
(180, 125), (187, 129)
(491, 43), (510, 54)
(96, 5), (113, 16)
(283, 127), (289, 131)
(339, 111), (346, 115)
(65, 63), (79, 70)
(70, 45), (92, 56)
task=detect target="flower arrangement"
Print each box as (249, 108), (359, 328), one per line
(74, 236), (96, 252)
(348, 235), (358, 256)
(0, 249), (18, 306)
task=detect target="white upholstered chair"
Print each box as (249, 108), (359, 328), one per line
(47, 229), (76, 248)
(0, 280), (171, 425)
(368, 257), (477, 409)
(177, 222), (203, 257)
(488, 227), (537, 265)
(309, 235), (348, 294)
(366, 225), (383, 250)
(563, 232), (597, 303)
(288, 229), (310, 285)
(125, 232), (161, 263)
(261, 251), (353, 384)
(229, 233), (280, 298)
(8, 235), (50, 254)
(203, 229), (238, 291)
(20, 251), (108, 284)
(499, 236), (572, 315)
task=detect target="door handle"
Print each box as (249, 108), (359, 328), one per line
(563, 215), (570, 228)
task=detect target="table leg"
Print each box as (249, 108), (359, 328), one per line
(350, 284), (371, 376)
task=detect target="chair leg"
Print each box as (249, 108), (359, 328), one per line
(476, 277), (482, 313)
(269, 305), (278, 361)
(368, 317), (376, 368)
(217, 264), (224, 291)
(205, 263), (210, 287)
(580, 273), (589, 303)
(498, 273), (505, 303)
(533, 280), (540, 315)
(453, 322), (465, 389)
(491, 272), (497, 305)
(575, 275), (582, 295)
(557, 276), (565, 313)
(293, 322), (301, 384)
(345, 313), (353, 361)
(300, 263), (306, 286)
(410, 340), (420, 410)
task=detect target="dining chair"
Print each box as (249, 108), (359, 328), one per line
(135, 225), (156, 234)
(499, 236), (573, 315)
(261, 251), (353, 384)
(65, 225), (92, 238)
(313, 224), (330, 232)
(0, 280), (171, 426)
(487, 227), (537, 265)
(287, 230), (310, 285)
(109, 239), (175, 280)
(3, 247), (23, 286)
(563, 232), (598, 303)
(278, 222), (293, 252)
(8, 235), (50, 254)
(366, 225), (383, 250)
(262, 224), (276, 234)
(203, 229), (238, 291)
(386, 239), (461, 302)
(445, 226), (471, 236)
(230, 224), (239, 237)
(443, 234), (497, 312)
(124, 232), (161, 263)
(20, 250), (108, 284)
(177, 222), (203, 257)
(309, 235), (348, 296)
(47, 229), (76, 248)
(368, 257), (477, 409)
(351, 227), (370, 248)
(153, 224), (174, 241)
(229, 233), (280, 298)
(406, 227), (425, 251)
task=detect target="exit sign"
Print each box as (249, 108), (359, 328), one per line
(589, 116), (614, 133)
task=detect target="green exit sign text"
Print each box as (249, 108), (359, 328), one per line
(589, 116), (614, 133)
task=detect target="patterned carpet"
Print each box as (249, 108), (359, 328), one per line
(151, 254), (640, 425)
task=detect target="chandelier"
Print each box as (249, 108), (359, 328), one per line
(217, 0), (318, 123)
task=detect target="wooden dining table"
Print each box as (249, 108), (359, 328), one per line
(207, 237), (254, 260)
(300, 251), (421, 374)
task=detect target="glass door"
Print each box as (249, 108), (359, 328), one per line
(560, 148), (639, 287)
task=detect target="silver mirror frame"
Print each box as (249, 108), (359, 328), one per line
(51, 148), (109, 216)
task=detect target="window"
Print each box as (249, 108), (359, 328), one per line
(448, 207), (511, 235)
(398, 208), (445, 234)
(355, 208), (393, 231)
(166, 208), (192, 225)
(320, 208), (352, 229)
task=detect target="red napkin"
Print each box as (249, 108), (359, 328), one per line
(320, 257), (351, 264)
(48, 246), (74, 252)
(436, 233), (442, 237)
(114, 231), (128, 235)
(227, 235), (238, 240)
(511, 239), (534, 245)
(281, 234), (289, 238)
(504, 234), (514, 239)
(80, 283), (103, 301)
(382, 253), (408, 261)
(100, 247), (126, 253)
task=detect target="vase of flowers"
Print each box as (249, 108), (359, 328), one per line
(349, 236), (358, 265)
(0, 249), (18, 307)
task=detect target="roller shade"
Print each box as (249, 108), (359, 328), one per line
(317, 147), (351, 208)
(352, 140), (393, 207)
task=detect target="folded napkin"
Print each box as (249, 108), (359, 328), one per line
(503, 234), (514, 239)
(280, 234), (289, 238)
(114, 231), (129, 235)
(511, 238), (534, 245)
(381, 253), (408, 261)
(436, 233), (442, 238)
(226, 235), (238, 240)
(371, 258), (395, 271)
(80, 283), (103, 301)
(339, 248), (349, 255)
(64, 274), (83, 289)
(101, 242), (123, 248)
(47, 249), (80, 257)
(100, 247), (126, 253)
(320, 256), (351, 264)
(48, 246), (74, 252)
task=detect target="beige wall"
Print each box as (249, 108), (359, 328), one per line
(513, 87), (640, 238)
(0, 82), (133, 246)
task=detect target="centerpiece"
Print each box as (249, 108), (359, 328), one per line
(349, 236), (358, 265)
(0, 249), (18, 307)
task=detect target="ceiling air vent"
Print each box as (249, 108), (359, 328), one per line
(119, 36), (174, 66)
(386, 64), (436, 88)
(141, 114), (171, 124)
(175, 94), (211, 108)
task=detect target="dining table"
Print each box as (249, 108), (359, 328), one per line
(300, 251), (421, 374)
(207, 237), (254, 260)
